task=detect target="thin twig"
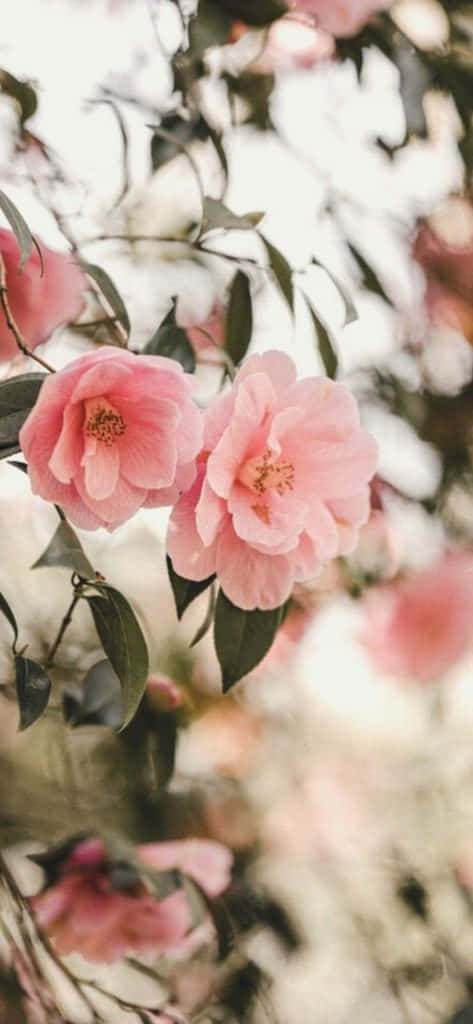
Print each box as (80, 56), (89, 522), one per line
(44, 594), (80, 669)
(0, 254), (55, 372)
(88, 97), (131, 208)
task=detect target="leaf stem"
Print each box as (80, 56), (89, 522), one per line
(0, 254), (55, 372)
(44, 593), (80, 669)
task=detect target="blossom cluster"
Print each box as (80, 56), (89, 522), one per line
(6, 230), (378, 613)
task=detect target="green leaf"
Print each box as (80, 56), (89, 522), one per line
(15, 656), (51, 730)
(63, 659), (123, 728)
(214, 591), (285, 692)
(86, 585), (149, 728)
(190, 584), (216, 647)
(151, 114), (208, 172)
(201, 197), (264, 237)
(260, 236), (294, 312)
(0, 190), (33, 271)
(0, 69), (37, 126)
(225, 271), (252, 365)
(0, 372), (46, 458)
(0, 592), (18, 651)
(189, 0), (233, 54)
(347, 243), (391, 305)
(166, 556), (215, 620)
(213, 0), (288, 26)
(144, 299), (196, 372)
(32, 520), (94, 578)
(82, 262), (131, 337)
(311, 257), (358, 326)
(306, 300), (338, 379)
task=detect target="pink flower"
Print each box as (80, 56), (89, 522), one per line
(361, 552), (473, 683)
(167, 351), (377, 610)
(146, 674), (184, 712)
(290, 0), (390, 37)
(413, 210), (473, 345)
(183, 305), (225, 358)
(31, 836), (232, 963)
(20, 346), (203, 531)
(0, 230), (86, 362)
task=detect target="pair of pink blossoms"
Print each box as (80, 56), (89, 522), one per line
(20, 344), (378, 612)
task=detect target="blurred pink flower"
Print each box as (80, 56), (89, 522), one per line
(361, 553), (473, 683)
(20, 346), (203, 530)
(290, 0), (390, 36)
(31, 836), (232, 963)
(167, 351), (377, 610)
(146, 674), (184, 712)
(0, 229), (86, 362)
(413, 213), (473, 345)
(183, 305), (225, 358)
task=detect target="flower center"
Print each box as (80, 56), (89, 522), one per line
(84, 398), (127, 447)
(239, 450), (295, 496)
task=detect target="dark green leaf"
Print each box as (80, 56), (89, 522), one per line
(0, 190), (33, 270)
(260, 236), (294, 312)
(225, 271), (252, 365)
(86, 585), (149, 728)
(307, 301), (338, 379)
(15, 656), (51, 730)
(7, 459), (27, 473)
(82, 262), (130, 337)
(32, 520), (94, 578)
(0, 372), (46, 458)
(166, 556), (215, 620)
(213, 0), (288, 26)
(447, 1008), (473, 1024)
(151, 114), (208, 172)
(201, 197), (264, 237)
(0, 69), (37, 126)
(144, 299), (196, 371)
(0, 592), (18, 650)
(189, 0), (233, 54)
(63, 659), (123, 728)
(348, 243), (392, 305)
(214, 591), (285, 691)
(311, 257), (358, 325)
(190, 584), (216, 647)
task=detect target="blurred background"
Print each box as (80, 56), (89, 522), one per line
(1, 1), (473, 1021)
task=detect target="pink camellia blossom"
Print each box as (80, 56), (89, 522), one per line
(290, 0), (390, 37)
(412, 206), (473, 345)
(167, 351), (377, 611)
(361, 552), (473, 683)
(0, 230), (86, 362)
(31, 835), (232, 963)
(19, 346), (203, 531)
